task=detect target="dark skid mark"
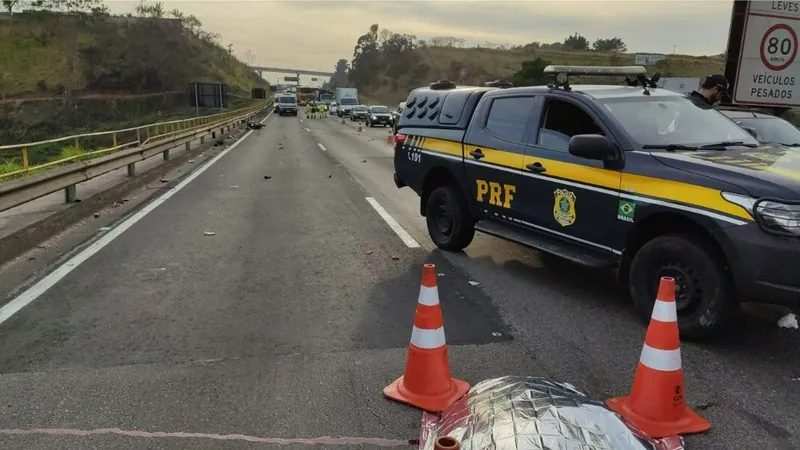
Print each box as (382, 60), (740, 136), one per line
(357, 250), (513, 350)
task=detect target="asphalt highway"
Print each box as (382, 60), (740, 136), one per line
(0, 111), (797, 449)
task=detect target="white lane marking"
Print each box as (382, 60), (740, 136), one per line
(317, 143), (327, 152)
(304, 128), (310, 132)
(0, 112), (274, 326)
(365, 197), (420, 248)
(300, 119), (304, 123)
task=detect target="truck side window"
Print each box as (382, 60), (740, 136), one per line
(484, 97), (536, 144)
(538, 99), (604, 152)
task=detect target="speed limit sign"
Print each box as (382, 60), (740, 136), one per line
(735, 2), (800, 107)
(760, 23), (798, 71)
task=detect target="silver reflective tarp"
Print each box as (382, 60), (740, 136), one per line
(419, 376), (684, 450)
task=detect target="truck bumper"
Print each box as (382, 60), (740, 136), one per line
(393, 173), (406, 188)
(712, 222), (800, 307)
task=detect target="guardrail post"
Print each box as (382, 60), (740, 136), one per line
(74, 137), (79, 151)
(112, 132), (117, 149)
(136, 128), (142, 145)
(163, 148), (170, 160)
(22, 147), (29, 171)
(200, 136), (205, 144)
(185, 142), (190, 153)
(211, 131), (216, 139)
(65, 185), (76, 203)
(127, 162), (136, 176)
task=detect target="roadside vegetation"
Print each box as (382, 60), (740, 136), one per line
(325, 24), (725, 107)
(0, 0), (267, 150)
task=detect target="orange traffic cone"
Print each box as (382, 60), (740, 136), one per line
(386, 129), (395, 144)
(606, 277), (710, 438)
(384, 264), (469, 412)
(357, 122), (364, 133)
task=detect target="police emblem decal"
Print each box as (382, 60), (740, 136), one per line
(553, 189), (576, 227)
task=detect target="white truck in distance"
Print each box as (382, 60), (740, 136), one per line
(336, 88), (359, 117)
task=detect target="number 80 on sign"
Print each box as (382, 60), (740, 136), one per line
(761, 23), (798, 72)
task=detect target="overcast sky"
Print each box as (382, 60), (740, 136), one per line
(106, 0), (735, 84)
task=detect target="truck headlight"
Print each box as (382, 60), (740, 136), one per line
(723, 192), (800, 236)
(755, 198), (800, 236)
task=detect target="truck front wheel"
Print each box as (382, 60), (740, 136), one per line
(425, 185), (475, 251)
(628, 234), (735, 341)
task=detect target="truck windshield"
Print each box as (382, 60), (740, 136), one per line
(600, 96), (759, 148)
(340, 98), (358, 106)
(733, 116), (800, 146)
(279, 97), (296, 104)
(370, 106), (389, 113)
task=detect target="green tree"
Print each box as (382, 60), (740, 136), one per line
(509, 58), (551, 87)
(2, 0), (21, 14)
(349, 23), (381, 87)
(563, 33), (589, 51)
(592, 37), (627, 53)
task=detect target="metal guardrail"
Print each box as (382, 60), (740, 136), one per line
(0, 100), (272, 213)
(0, 101), (269, 181)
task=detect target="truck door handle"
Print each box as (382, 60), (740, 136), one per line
(526, 162), (546, 173)
(469, 149), (484, 159)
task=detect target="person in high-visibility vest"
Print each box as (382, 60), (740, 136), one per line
(319, 102), (327, 119)
(305, 102), (312, 119)
(310, 101), (317, 119)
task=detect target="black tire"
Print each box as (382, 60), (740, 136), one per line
(628, 233), (735, 341)
(425, 185), (475, 251)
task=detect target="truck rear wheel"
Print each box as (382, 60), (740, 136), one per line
(628, 233), (735, 341)
(425, 185), (474, 251)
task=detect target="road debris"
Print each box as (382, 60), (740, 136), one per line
(188, 160), (195, 163)
(204, 231), (216, 236)
(99, 227), (111, 232)
(93, 213), (100, 218)
(264, 175), (272, 179)
(391, 254), (400, 260)
(160, 178), (169, 183)
(778, 313), (798, 329)
(365, 251), (373, 255)
(468, 281), (480, 286)
(230, 186), (239, 189)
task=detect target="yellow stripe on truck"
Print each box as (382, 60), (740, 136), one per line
(417, 137), (753, 222)
(620, 173), (752, 220)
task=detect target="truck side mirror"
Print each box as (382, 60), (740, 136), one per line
(568, 134), (615, 160)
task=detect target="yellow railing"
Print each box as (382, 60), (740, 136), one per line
(0, 101), (269, 181)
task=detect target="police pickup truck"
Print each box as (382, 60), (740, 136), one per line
(393, 66), (800, 341)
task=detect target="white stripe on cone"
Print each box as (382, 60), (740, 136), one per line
(410, 326), (446, 349)
(639, 343), (682, 372)
(417, 286), (440, 306)
(651, 299), (678, 322)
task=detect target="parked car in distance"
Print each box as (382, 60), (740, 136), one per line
(274, 93), (298, 116)
(719, 107), (800, 146)
(391, 101), (406, 134)
(329, 102), (339, 116)
(350, 105), (369, 122)
(366, 105), (393, 127)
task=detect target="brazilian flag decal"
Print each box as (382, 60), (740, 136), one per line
(617, 200), (636, 223)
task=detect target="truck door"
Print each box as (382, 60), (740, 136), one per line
(463, 95), (538, 223)
(520, 95), (623, 253)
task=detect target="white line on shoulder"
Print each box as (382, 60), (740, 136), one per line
(365, 197), (420, 248)
(317, 143), (327, 151)
(0, 112), (274, 326)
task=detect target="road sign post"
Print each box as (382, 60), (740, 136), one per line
(733, 1), (800, 107)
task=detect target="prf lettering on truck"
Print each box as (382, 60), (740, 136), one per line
(476, 180), (516, 209)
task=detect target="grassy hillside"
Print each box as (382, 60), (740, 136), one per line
(0, 12), (266, 97)
(0, 11), (267, 145)
(360, 46), (725, 105)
